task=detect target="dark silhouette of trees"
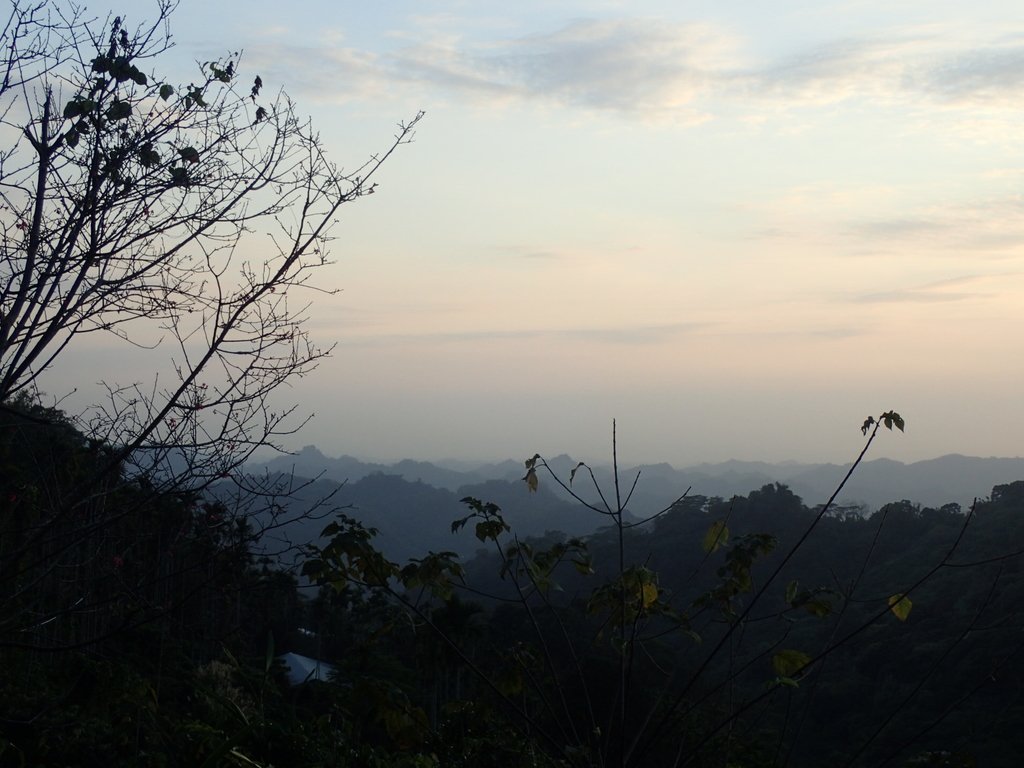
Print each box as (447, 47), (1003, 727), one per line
(302, 412), (1024, 766)
(0, 0), (421, 650)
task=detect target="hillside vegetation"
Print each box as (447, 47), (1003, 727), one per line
(3, 402), (1022, 766)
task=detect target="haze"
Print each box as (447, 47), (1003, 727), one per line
(67, 1), (1024, 467)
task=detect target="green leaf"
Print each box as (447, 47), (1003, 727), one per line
(785, 580), (799, 605)
(523, 467), (538, 493)
(177, 146), (200, 164)
(702, 520), (729, 554)
(186, 86), (207, 107)
(880, 410), (905, 433)
(105, 100), (131, 120)
(772, 649), (811, 677)
(159, 83), (175, 101)
(63, 98), (96, 119)
(169, 166), (190, 186)
(641, 582), (658, 609)
(65, 128), (80, 149)
(572, 555), (594, 575)
(803, 598), (833, 618)
(302, 558), (324, 580)
(108, 55), (130, 81)
(475, 519), (506, 542)
(138, 142), (160, 168)
(210, 61), (234, 83)
(888, 593), (913, 621)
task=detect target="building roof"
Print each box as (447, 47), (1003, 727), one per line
(277, 651), (336, 685)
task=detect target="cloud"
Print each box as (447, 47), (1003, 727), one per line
(245, 17), (733, 117)
(721, 325), (869, 341)
(849, 275), (988, 305)
(852, 218), (951, 238)
(355, 17), (733, 120)
(848, 196), (1024, 253)
(390, 44), (521, 100)
(491, 244), (565, 261)
(342, 321), (712, 346)
(561, 321), (711, 344)
(915, 44), (1024, 105)
(748, 227), (793, 240)
(728, 31), (1024, 111)
(804, 327), (867, 340)
(920, 275), (988, 290)
(242, 45), (396, 103)
(479, 19), (725, 113)
(737, 37), (915, 105)
(244, 17), (1024, 119)
(852, 289), (975, 304)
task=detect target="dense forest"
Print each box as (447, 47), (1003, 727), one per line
(2, 399), (1022, 767)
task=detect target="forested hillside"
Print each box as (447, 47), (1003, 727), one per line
(4, 401), (1022, 766)
(256, 445), (1024, 514)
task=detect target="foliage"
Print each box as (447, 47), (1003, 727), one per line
(308, 411), (1024, 768)
(7, 401), (1024, 765)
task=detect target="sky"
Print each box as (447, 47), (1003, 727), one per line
(82, 1), (1024, 466)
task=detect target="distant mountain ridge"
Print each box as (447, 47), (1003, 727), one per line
(246, 469), (607, 564)
(252, 447), (1024, 513)
(256, 445), (523, 491)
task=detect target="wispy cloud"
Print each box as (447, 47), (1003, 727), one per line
(737, 36), (919, 105)
(804, 327), (867, 340)
(477, 19), (727, 113)
(491, 244), (566, 261)
(852, 289), (976, 304)
(849, 274), (988, 305)
(342, 321), (712, 346)
(355, 17), (732, 119)
(719, 325), (870, 340)
(561, 321), (711, 344)
(851, 218), (951, 238)
(242, 17), (736, 116)
(915, 43), (1024, 105)
(920, 275), (988, 289)
(245, 17), (1024, 119)
(848, 196), (1024, 253)
(243, 45), (395, 102)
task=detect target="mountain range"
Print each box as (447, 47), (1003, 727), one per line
(255, 445), (1024, 511)
(245, 447), (1024, 563)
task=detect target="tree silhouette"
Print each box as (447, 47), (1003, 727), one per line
(0, 0), (421, 649)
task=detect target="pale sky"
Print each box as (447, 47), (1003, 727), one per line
(82, 1), (1024, 465)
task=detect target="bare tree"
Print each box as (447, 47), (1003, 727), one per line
(0, 0), (421, 648)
